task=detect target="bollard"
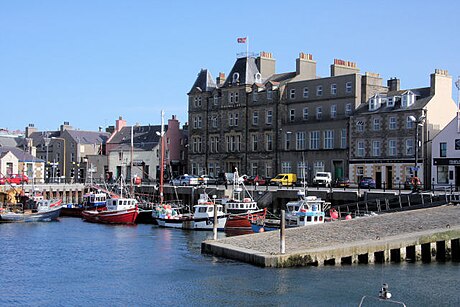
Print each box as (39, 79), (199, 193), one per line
(280, 210), (285, 254)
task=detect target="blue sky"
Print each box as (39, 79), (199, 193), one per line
(1, 1), (459, 132)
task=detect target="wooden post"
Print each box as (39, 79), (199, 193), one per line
(280, 210), (285, 254)
(213, 195), (218, 240)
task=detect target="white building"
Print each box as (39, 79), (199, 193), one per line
(431, 113), (460, 189)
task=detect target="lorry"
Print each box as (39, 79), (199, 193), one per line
(269, 173), (297, 187)
(312, 172), (332, 187)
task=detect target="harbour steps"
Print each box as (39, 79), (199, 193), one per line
(201, 205), (460, 267)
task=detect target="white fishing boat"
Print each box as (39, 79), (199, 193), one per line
(221, 169), (266, 231)
(154, 193), (227, 231)
(285, 191), (326, 227)
(0, 199), (63, 223)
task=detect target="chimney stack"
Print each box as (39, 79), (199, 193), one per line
(25, 123), (37, 138)
(116, 116), (127, 132)
(387, 78), (400, 92)
(256, 51), (276, 79)
(331, 58), (360, 76)
(216, 72), (226, 86)
(296, 52), (316, 80)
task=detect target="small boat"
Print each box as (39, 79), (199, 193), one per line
(222, 170), (266, 231)
(0, 199), (63, 223)
(60, 191), (109, 217)
(285, 191), (326, 227)
(81, 197), (139, 224)
(250, 217), (280, 233)
(154, 193), (227, 231)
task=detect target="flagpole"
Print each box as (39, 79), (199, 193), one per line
(247, 36), (249, 57)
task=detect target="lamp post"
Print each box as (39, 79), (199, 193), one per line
(409, 114), (426, 178)
(51, 137), (66, 183)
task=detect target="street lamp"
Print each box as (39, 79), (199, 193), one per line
(409, 114), (426, 178)
(51, 137), (66, 183)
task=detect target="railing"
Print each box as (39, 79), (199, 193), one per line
(333, 192), (447, 218)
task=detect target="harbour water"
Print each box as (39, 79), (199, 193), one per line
(0, 218), (458, 306)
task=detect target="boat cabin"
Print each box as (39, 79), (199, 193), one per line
(83, 193), (107, 208)
(106, 198), (138, 211)
(193, 203), (224, 218)
(285, 194), (325, 227)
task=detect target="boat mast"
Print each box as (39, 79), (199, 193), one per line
(130, 124), (134, 196)
(159, 110), (165, 205)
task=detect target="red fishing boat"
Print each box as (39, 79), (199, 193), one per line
(81, 197), (138, 224)
(222, 170), (266, 231)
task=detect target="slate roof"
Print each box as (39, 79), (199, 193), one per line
(0, 146), (44, 163)
(108, 125), (168, 151)
(65, 130), (110, 145)
(354, 86), (432, 115)
(223, 56), (261, 87)
(0, 136), (21, 147)
(28, 131), (60, 147)
(189, 69), (217, 93)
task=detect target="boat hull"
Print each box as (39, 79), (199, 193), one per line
(81, 207), (138, 224)
(0, 207), (62, 223)
(225, 209), (266, 230)
(155, 215), (227, 231)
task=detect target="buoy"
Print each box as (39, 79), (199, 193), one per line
(345, 214), (352, 220)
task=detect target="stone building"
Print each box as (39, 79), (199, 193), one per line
(106, 115), (187, 183)
(189, 52), (386, 181)
(349, 70), (457, 189)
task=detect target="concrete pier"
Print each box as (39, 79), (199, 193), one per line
(202, 205), (460, 267)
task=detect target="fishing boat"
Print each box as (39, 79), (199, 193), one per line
(81, 196), (138, 224)
(0, 198), (63, 223)
(154, 193), (227, 231)
(60, 191), (109, 217)
(284, 191), (326, 227)
(222, 170), (266, 231)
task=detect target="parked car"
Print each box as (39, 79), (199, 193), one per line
(312, 172), (332, 187)
(0, 174), (29, 185)
(404, 177), (421, 190)
(170, 174), (199, 186)
(359, 177), (376, 189)
(198, 175), (217, 185)
(334, 177), (350, 188)
(270, 173), (297, 186)
(245, 175), (267, 186)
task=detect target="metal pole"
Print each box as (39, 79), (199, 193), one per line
(213, 195), (218, 240)
(415, 122), (419, 178)
(280, 209), (285, 254)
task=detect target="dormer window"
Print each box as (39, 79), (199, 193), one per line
(387, 97), (394, 107)
(232, 72), (240, 84)
(369, 94), (381, 111)
(254, 73), (262, 83)
(401, 91), (415, 108)
(267, 89), (273, 100)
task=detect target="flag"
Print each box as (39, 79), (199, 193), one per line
(237, 37), (247, 44)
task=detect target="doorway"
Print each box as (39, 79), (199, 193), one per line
(456, 166), (460, 191)
(376, 171), (382, 189)
(386, 166), (393, 189)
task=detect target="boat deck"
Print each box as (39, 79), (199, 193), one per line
(202, 204), (460, 267)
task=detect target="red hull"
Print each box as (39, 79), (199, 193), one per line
(82, 207), (138, 224)
(225, 209), (266, 230)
